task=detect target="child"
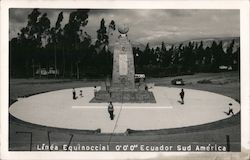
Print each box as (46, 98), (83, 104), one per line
(80, 90), (83, 97)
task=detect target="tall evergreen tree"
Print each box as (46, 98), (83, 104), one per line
(233, 46), (240, 70)
(182, 42), (195, 72)
(143, 43), (151, 65)
(154, 46), (161, 65)
(14, 9), (51, 77)
(95, 18), (108, 48)
(63, 9), (89, 78)
(225, 40), (235, 66)
(161, 42), (170, 66)
(210, 41), (219, 71)
(64, 9), (89, 49)
(196, 41), (204, 65)
(109, 20), (116, 30)
(19, 9), (51, 47)
(216, 41), (225, 68)
(47, 12), (64, 77)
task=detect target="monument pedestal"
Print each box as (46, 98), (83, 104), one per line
(90, 90), (156, 103)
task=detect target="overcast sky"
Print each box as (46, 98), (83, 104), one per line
(9, 9), (240, 45)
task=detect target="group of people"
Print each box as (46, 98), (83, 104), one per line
(72, 87), (234, 121)
(72, 86), (99, 100)
(179, 88), (234, 116)
(72, 87), (114, 120)
(72, 88), (83, 100)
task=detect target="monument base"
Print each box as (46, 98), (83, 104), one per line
(90, 90), (156, 103)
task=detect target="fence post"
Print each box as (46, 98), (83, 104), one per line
(226, 135), (230, 152)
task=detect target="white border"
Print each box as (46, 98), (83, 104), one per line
(1, 0), (249, 159)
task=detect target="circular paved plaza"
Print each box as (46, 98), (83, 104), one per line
(9, 86), (240, 133)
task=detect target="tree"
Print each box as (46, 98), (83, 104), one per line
(196, 41), (204, 65)
(133, 47), (143, 72)
(48, 12), (64, 77)
(210, 41), (219, 71)
(37, 13), (51, 44)
(20, 9), (50, 47)
(183, 42), (195, 72)
(154, 46), (161, 65)
(177, 43), (184, 65)
(13, 9), (51, 77)
(95, 18), (108, 49)
(225, 40), (235, 66)
(109, 20), (116, 30)
(63, 9), (90, 78)
(25, 9), (41, 46)
(232, 45), (240, 70)
(161, 42), (172, 67)
(64, 9), (89, 49)
(215, 41), (225, 70)
(107, 20), (116, 53)
(143, 43), (151, 65)
(49, 11), (64, 45)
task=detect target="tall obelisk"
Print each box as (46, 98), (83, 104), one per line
(111, 24), (135, 91)
(90, 23), (156, 103)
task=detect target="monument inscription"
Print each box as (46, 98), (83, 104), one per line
(119, 54), (128, 75)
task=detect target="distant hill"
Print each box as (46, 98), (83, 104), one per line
(137, 37), (240, 52)
(131, 41), (146, 51)
(177, 37), (240, 52)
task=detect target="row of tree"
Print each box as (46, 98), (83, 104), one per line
(134, 40), (240, 77)
(10, 9), (114, 78)
(10, 9), (240, 78)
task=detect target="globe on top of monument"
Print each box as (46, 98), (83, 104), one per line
(118, 24), (129, 34)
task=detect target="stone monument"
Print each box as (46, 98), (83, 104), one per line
(111, 24), (135, 92)
(90, 24), (156, 103)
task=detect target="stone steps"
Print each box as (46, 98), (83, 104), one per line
(90, 90), (156, 103)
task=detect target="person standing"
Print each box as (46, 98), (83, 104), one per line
(180, 89), (185, 104)
(108, 102), (114, 120)
(94, 86), (97, 97)
(72, 88), (76, 100)
(80, 90), (83, 97)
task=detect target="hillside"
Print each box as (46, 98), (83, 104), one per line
(177, 37), (240, 52)
(136, 37), (240, 52)
(131, 41), (146, 51)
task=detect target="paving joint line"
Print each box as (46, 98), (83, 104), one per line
(108, 91), (125, 145)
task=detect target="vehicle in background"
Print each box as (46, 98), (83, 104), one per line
(171, 78), (185, 85)
(35, 67), (59, 77)
(135, 74), (145, 83)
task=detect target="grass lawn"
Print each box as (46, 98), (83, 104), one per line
(8, 71), (240, 151)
